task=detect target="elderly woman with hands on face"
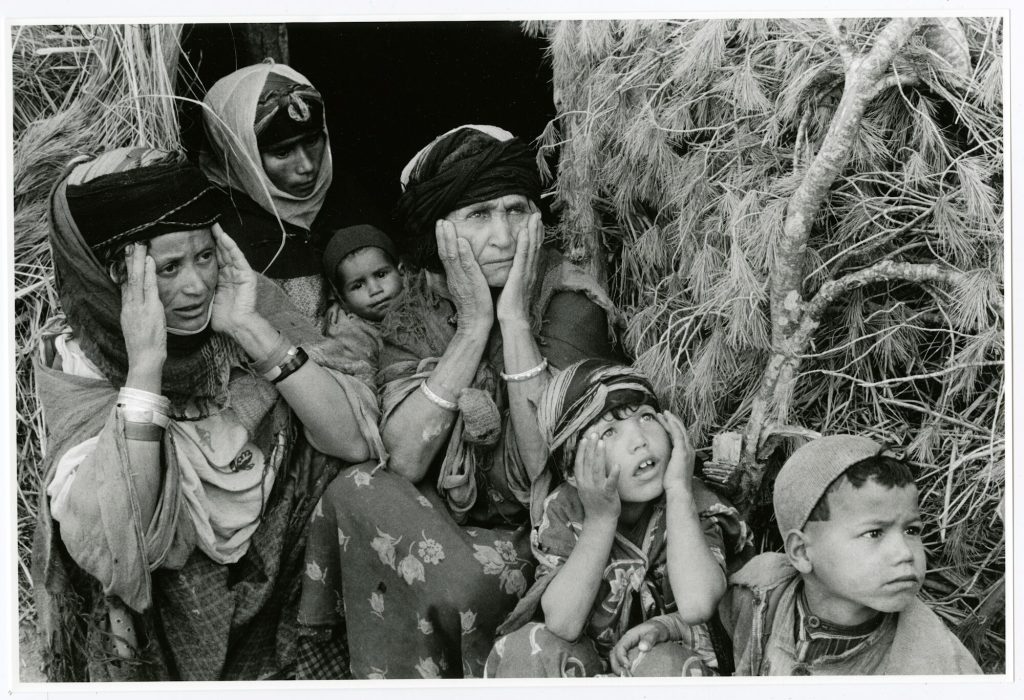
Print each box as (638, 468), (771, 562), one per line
(32, 148), (381, 681)
(296, 125), (622, 679)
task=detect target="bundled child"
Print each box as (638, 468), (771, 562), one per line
(614, 434), (982, 675)
(318, 224), (404, 379)
(485, 359), (749, 677)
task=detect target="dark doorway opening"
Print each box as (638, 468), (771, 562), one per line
(178, 21), (554, 222)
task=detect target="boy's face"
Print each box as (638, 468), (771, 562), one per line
(586, 405), (671, 504)
(798, 478), (925, 626)
(335, 247), (403, 321)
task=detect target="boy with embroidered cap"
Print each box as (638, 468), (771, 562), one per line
(613, 434), (981, 675)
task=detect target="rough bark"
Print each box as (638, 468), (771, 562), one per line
(237, 24), (289, 65)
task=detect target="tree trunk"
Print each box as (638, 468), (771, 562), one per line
(237, 23), (289, 65)
(736, 18), (923, 508)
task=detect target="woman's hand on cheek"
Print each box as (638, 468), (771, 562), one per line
(211, 223), (259, 336)
(436, 219), (493, 333)
(496, 211), (541, 325)
(120, 242), (166, 373)
(657, 411), (696, 494)
(575, 433), (621, 525)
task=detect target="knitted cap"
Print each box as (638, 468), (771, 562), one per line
(323, 224), (398, 285)
(773, 434), (886, 536)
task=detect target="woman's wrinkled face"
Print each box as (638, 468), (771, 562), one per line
(445, 194), (534, 287)
(146, 229), (219, 331)
(260, 132), (326, 198)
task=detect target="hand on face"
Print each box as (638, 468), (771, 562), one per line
(435, 219), (493, 332)
(210, 223), (259, 334)
(656, 411), (696, 494)
(495, 208), (542, 323)
(119, 242), (167, 370)
(572, 432), (621, 523)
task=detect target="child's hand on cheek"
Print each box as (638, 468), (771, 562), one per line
(657, 411), (695, 495)
(574, 433), (621, 524)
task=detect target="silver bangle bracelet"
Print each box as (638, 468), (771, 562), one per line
(500, 357), (549, 383)
(420, 381), (458, 411)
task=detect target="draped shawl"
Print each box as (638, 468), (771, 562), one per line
(200, 62), (332, 231)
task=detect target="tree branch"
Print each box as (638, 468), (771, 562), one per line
(826, 18), (853, 69)
(738, 19), (927, 486)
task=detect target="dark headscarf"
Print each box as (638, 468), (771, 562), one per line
(49, 147), (239, 408)
(537, 359), (660, 479)
(64, 148), (221, 259)
(393, 124), (542, 271)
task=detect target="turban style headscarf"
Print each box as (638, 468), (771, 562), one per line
(393, 124), (542, 271)
(49, 147), (236, 405)
(537, 359), (661, 480)
(200, 62), (332, 231)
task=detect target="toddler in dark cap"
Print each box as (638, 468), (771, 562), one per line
(320, 224), (405, 370)
(613, 434), (981, 675)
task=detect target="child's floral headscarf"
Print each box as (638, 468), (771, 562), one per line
(537, 359), (660, 480)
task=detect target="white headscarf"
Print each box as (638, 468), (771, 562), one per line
(200, 62), (333, 230)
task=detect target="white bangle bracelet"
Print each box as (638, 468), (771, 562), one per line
(117, 387), (171, 428)
(500, 358), (549, 383)
(420, 381), (459, 412)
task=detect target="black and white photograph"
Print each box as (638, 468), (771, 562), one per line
(3, 1), (1016, 695)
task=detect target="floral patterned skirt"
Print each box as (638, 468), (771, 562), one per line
(297, 463), (534, 679)
(485, 622), (716, 678)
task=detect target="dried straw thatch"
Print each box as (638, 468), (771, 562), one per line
(12, 23), (185, 625)
(531, 17), (1003, 670)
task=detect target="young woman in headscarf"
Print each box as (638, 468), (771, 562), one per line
(200, 61), (380, 322)
(31, 147), (383, 681)
(295, 125), (623, 679)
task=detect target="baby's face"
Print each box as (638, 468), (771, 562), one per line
(336, 247), (403, 321)
(801, 479), (926, 625)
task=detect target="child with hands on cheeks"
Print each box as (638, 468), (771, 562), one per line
(484, 360), (748, 678)
(620, 435), (982, 676)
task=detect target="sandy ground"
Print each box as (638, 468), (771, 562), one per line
(19, 620), (45, 683)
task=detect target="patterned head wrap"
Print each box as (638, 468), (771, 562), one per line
(393, 124), (542, 272)
(254, 70), (325, 150)
(200, 62), (332, 230)
(48, 147), (240, 405)
(537, 359), (660, 479)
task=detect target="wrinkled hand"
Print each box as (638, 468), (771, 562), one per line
(574, 432), (621, 523)
(496, 209), (542, 324)
(211, 223), (259, 335)
(657, 411), (696, 494)
(120, 242), (166, 371)
(609, 619), (673, 676)
(436, 219), (493, 332)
